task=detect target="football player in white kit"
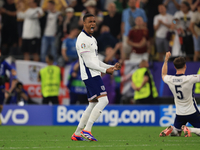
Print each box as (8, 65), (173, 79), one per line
(71, 13), (121, 141)
(159, 52), (200, 137)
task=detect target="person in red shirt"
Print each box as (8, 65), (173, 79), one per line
(127, 16), (150, 63)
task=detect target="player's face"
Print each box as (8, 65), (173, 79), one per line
(83, 16), (96, 35)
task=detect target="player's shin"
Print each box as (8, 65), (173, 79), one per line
(75, 102), (97, 135)
(188, 127), (200, 136)
(84, 96), (109, 131)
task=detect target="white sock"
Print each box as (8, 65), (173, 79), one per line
(171, 126), (179, 136)
(84, 96), (109, 132)
(74, 102), (97, 136)
(188, 127), (200, 135)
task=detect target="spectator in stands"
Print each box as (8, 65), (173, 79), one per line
(131, 60), (158, 104)
(114, 0), (128, 13)
(0, 0), (18, 57)
(0, 51), (17, 125)
(79, 0), (103, 37)
(61, 27), (79, 63)
(102, 2), (121, 40)
(141, 0), (162, 38)
(65, 0), (77, 8)
(63, 7), (79, 35)
(174, 1), (194, 60)
(190, 3), (200, 61)
(127, 16), (150, 64)
(16, 0), (28, 51)
(73, 0), (86, 12)
(166, 19), (185, 57)
(42, 0), (67, 11)
(17, 0), (43, 61)
(163, 0), (181, 15)
(185, 0), (200, 11)
(97, 25), (118, 54)
(154, 4), (173, 61)
(121, 0), (147, 60)
(102, 42), (122, 104)
(6, 81), (36, 105)
(67, 61), (88, 104)
(38, 54), (61, 105)
(40, 0), (61, 62)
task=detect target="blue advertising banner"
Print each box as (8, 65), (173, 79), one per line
(1, 105), (53, 125)
(53, 105), (160, 126)
(1, 105), (199, 126)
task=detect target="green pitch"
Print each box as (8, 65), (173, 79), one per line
(0, 126), (199, 150)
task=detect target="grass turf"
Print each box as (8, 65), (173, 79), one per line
(0, 126), (199, 150)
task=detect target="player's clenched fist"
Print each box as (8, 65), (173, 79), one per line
(114, 63), (121, 70)
(165, 51), (171, 62)
(106, 67), (115, 75)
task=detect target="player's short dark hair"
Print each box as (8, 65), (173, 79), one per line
(83, 13), (95, 22)
(47, 54), (54, 62)
(48, 0), (55, 5)
(173, 57), (186, 69)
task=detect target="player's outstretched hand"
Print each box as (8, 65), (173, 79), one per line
(114, 63), (121, 70)
(106, 67), (115, 75)
(165, 51), (171, 62)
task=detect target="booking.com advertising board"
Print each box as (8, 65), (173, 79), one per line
(1, 105), (183, 127)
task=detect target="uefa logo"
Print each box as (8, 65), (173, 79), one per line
(81, 43), (86, 49)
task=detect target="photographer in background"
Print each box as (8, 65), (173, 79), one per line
(5, 82), (36, 105)
(190, 3), (200, 61)
(0, 51), (17, 125)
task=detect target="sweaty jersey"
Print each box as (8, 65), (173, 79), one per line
(164, 74), (200, 115)
(76, 30), (101, 80)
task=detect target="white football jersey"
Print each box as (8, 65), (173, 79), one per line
(164, 74), (200, 115)
(76, 30), (101, 80)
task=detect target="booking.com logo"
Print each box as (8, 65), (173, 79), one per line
(56, 106), (156, 126)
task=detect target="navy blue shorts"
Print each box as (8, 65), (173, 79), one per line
(174, 111), (200, 130)
(83, 76), (107, 101)
(0, 89), (5, 105)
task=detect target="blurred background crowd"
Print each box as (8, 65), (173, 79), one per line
(1, 0), (200, 105)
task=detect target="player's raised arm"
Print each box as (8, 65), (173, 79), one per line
(161, 51), (171, 81)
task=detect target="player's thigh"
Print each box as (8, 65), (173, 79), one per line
(83, 76), (106, 100)
(174, 115), (187, 130)
(188, 112), (200, 128)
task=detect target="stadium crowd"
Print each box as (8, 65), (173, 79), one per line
(1, 0), (200, 105)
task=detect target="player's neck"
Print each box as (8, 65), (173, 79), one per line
(176, 70), (185, 75)
(82, 29), (92, 37)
